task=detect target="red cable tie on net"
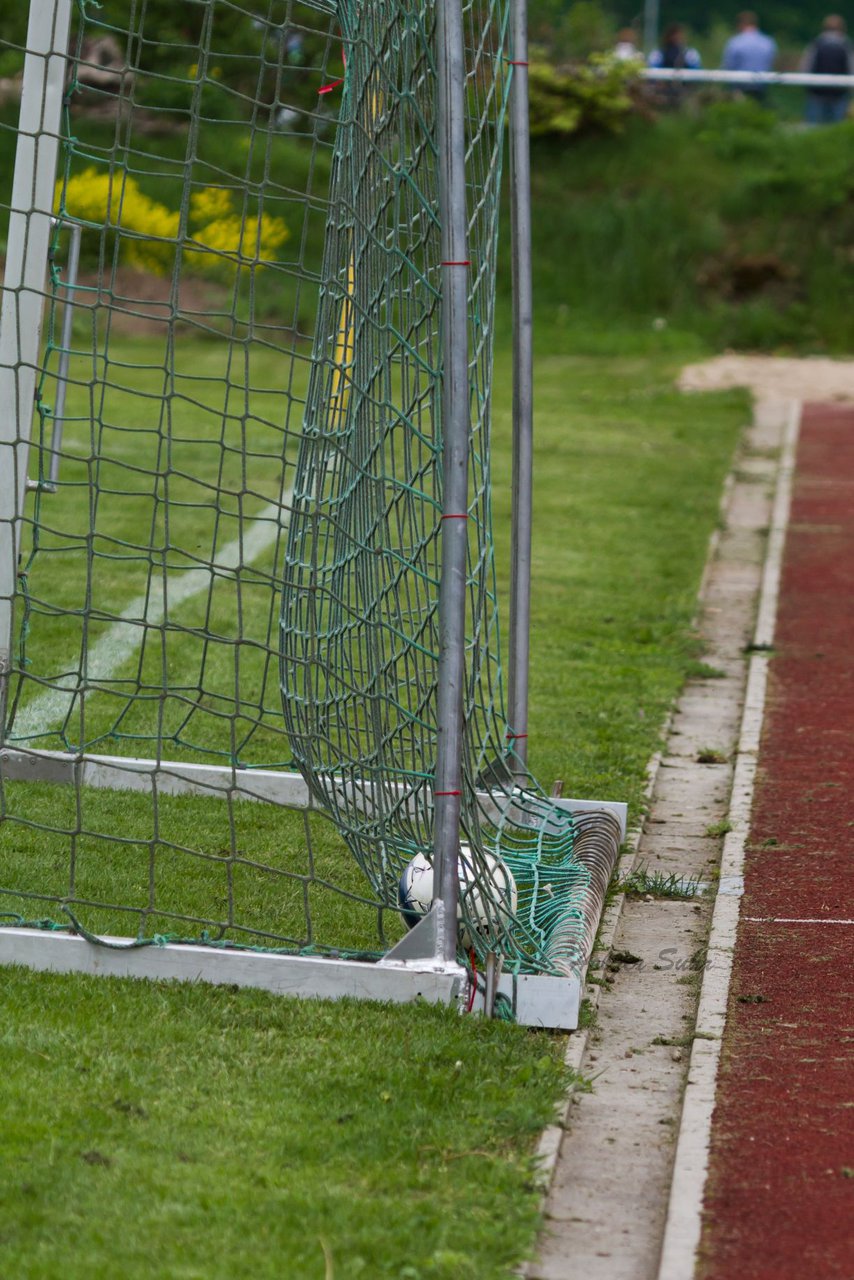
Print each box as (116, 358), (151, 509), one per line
(506, 731), (528, 740)
(319, 48), (346, 94)
(441, 260), (471, 267)
(441, 512), (469, 520)
(434, 790), (462, 797)
(506, 59), (529, 65)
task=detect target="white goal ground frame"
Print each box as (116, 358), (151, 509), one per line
(0, 0), (626, 1029)
(0, 739), (626, 1027)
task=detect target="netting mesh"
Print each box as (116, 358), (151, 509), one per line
(0, 0), (618, 981)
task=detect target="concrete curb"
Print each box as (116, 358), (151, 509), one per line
(526, 751), (663, 1202)
(655, 401), (801, 1280)
(525, 403), (756, 1233)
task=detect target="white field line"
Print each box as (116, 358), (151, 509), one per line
(656, 401), (801, 1280)
(754, 401), (800, 649)
(12, 495), (292, 740)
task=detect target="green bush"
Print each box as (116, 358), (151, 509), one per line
(496, 110), (854, 355)
(527, 53), (641, 139)
(697, 98), (779, 161)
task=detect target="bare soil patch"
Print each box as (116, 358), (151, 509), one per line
(680, 354), (854, 404)
(0, 260), (229, 338)
(72, 268), (229, 337)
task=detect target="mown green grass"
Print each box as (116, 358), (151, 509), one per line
(1, 340), (747, 1278)
(0, 971), (570, 1280)
(489, 352), (747, 809)
(14, 335), (305, 763)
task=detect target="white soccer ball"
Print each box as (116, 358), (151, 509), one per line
(397, 844), (517, 946)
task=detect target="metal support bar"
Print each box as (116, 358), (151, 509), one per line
(0, 0), (73, 700)
(643, 0), (660, 57)
(0, 925), (586, 1027)
(0, 927), (465, 1007)
(507, 0), (534, 782)
(46, 219), (81, 489)
(432, 0), (469, 964)
(0, 745), (628, 837)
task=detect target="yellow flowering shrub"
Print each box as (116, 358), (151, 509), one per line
(186, 186), (290, 275)
(57, 168), (179, 274)
(189, 186), (234, 224)
(55, 171), (289, 279)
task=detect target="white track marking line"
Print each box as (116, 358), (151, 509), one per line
(754, 401), (799, 649)
(656, 400), (801, 1280)
(12, 495), (292, 740)
(744, 917), (854, 926)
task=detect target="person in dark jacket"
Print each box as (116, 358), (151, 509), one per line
(648, 24), (701, 108)
(802, 15), (853, 125)
(648, 24), (702, 72)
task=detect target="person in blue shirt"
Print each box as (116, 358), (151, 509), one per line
(722, 11), (777, 99)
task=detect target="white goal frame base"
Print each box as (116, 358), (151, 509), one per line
(0, 925), (585, 1027)
(0, 747), (626, 1028)
(0, 925), (466, 1007)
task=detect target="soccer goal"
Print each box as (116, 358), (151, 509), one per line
(0, 0), (624, 1028)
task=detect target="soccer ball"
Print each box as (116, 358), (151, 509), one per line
(397, 845), (517, 946)
(397, 851), (436, 929)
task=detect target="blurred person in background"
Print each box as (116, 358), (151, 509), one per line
(614, 28), (642, 62)
(648, 23), (702, 71)
(801, 15), (853, 125)
(722, 11), (777, 100)
(648, 23), (701, 108)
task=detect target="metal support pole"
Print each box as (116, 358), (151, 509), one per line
(45, 219), (82, 490)
(507, 0), (533, 783)
(643, 0), (660, 56)
(0, 0), (73, 709)
(432, 0), (470, 965)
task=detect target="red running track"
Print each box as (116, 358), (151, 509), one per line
(700, 403), (854, 1280)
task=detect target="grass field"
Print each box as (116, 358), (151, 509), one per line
(1, 338), (748, 1278)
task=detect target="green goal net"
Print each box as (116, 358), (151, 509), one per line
(0, 0), (622, 1020)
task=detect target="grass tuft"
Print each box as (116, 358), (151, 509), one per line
(615, 866), (705, 900)
(705, 819), (734, 840)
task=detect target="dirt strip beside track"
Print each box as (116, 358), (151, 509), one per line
(700, 402), (854, 1280)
